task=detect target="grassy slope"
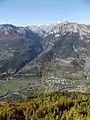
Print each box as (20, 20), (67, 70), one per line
(0, 79), (30, 96)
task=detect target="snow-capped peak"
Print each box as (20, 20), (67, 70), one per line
(26, 25), (46, 37)
(48, 22), (90, 36)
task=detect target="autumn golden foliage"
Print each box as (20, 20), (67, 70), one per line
(0, 92), (90, 120)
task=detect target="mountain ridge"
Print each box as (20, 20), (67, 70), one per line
(1, 21), (90, 98)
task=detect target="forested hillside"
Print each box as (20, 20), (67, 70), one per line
(0, 92), (90, 120)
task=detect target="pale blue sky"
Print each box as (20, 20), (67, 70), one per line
(0, 0), (90, 26)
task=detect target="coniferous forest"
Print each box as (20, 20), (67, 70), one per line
(0, 92), (90, 120)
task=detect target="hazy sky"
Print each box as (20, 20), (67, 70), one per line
(0, 0), (90, 26)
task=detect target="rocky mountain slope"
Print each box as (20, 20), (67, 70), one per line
(0, 24), (43, 79)
(19, 22), (90, 94)
(1, 22), (90, 98)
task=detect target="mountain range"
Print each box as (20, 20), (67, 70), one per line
(1, 21), (90, 99)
